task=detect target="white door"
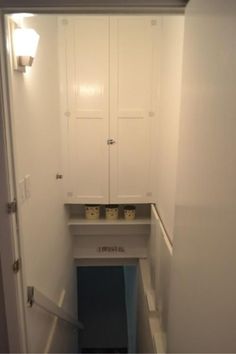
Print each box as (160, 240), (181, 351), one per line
(60, 16), (109, 204)
(109, 16), (160, 204)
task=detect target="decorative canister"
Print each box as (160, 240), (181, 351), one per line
(105, 205), (119, 220)
(124, 205), (136, 220)
(85, 205), (100, 220)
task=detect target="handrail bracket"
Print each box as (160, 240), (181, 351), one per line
(26, 286), (84, 330)
(27, 286), (34, 308)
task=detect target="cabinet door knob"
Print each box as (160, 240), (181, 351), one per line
(107, 139), (116, 145)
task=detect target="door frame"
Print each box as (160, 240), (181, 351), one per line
(0, 11), (29, 353)
(0, 4), (185, 352)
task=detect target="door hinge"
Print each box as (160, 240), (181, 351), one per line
(13, 258), (21, 273)
(7, 199), (17, 214)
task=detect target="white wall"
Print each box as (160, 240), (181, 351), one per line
(168, 0), (236, 352)
(152, 15), (184, 240)
(8, 15), (77, 353)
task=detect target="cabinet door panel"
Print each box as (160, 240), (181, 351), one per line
(67, 118), (108, 203)
(117, 118), (151, 197)
(73, 18), (108, 117)
(110, 17), (159, 203)
(60, 17), (109, 203)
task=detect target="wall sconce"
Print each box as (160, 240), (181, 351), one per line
(13, 27), (39, 72)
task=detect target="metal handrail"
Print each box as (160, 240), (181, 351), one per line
(27, 286), (84, 330)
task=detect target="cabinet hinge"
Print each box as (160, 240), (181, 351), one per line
(13, 258), (21, 273)
(107, 139), (116, 145)
(7, 199), (17, 214)
(61, 19), (68, 26)
(64, 111), (71, 117)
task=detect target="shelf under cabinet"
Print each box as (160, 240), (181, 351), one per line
(68, 217), (150, 226)
(67, 205), (151, 258)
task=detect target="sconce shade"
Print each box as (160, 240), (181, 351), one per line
(13, 28), (39, 67)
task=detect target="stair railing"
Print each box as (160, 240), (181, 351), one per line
(151, 204), (173, 256)
(27, 286), (84, 330)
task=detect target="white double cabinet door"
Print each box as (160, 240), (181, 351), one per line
(59, 16), (160, 204)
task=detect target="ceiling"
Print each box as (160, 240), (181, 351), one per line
(0, 0), (189, 9)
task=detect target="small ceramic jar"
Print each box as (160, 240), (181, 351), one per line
(85, 205), (100, 220)
(105, 205), (119, 220)
(124, 205), (136, 220)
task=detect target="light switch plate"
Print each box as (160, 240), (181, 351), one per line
(25, 174), (31, 199)
(19, 179), (26, 203)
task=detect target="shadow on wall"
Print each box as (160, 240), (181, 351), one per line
(0, 259), (9, 353)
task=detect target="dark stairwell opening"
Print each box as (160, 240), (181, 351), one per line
(77, 266), (137, 353)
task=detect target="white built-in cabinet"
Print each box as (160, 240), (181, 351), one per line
(59, 16), (160, 204)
